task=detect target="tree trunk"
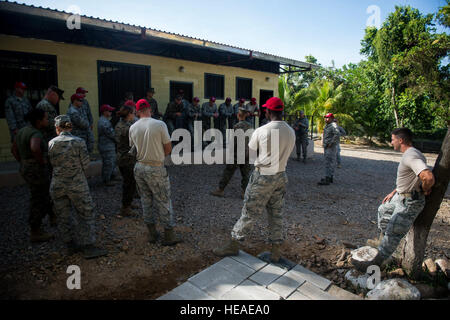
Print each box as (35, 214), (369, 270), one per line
(400, 127), (450, 279)
(391, 86), (400, 127)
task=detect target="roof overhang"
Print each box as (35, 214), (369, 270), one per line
(0, 1), (320, 74)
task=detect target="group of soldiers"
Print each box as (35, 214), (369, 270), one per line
(5, 81), (434, 270)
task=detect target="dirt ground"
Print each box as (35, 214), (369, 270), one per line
(0, 142), (449, 299)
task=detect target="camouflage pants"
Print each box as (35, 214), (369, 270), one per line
(20, 160), (54, 230)
(324, 145), (337, 177)
(232, 170), (288, 244)
(100, 149), (116, 183)
(377, 192), (425, 258)
(134, 163), (175, 228)
(336, 143), (341, 165)
(119, 164), (136, 207)
(296, 135), (308, 159)
(86, 130), (95, 154)
(219, 164), (252, 191)
(50, 176), (96, 246)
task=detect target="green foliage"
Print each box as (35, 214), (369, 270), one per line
(282, 5), (449, 141)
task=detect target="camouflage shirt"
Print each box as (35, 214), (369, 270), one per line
(201, 102), (218, 118)
(97, 115), (115, 152)
(48, 131), (90, 179)
(67, 104), (90, 138)
(293, 117), (309, 136)
(36, 98), (58, 143)
(322, 122), (340, 148)
(165, 101), (184, 120)
(81, 99), (94, 126)
(146, 98), (161, 118)
(219, 103), (234, 118)
(233, 120), (253, 162)
(187, 104), (202, 120)
(115, 118), (136, 167)
(4, 95), (32, 134)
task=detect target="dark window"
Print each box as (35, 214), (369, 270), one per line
(0, 50), (58, 117)
(204, 73), (224, 99)
(170, 81), (193, 104)
(236, 77), (252, 100)
(98, 60), (150, 114)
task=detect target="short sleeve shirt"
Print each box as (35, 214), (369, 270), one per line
(129, 117), (171, 163)
(249, 121), (295, 175)
(396, 147), (429, 193)
(16, 125), (46, 160)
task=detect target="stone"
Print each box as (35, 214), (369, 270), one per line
(231, 251), (267, 271)
(291, 265), (332, 291)
(249, 263), (287, 287)
(297, 282), (335, 300)
(423, 258), (437, 276)
(350, 246), (379, 272)
(267, 268), (307, 298)
(336, 261), (345, 268)
(287, 291), (311, 300)
(345, 269), (369, 290)
(366, 279), (421, 300)
(222, 280), (281, 300)
(157, 282), (215, 300)
(326, 284), (363, 300)
(387, 268), (405, 278)
(435, 258), (450, 278)
(258, 251), (296, 270)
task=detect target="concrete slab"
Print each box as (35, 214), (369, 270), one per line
(215, 257), (256, 279)
(249, 263), (287, 287)
(267, 269), (307, 299)
(297, 282), (335, 300)
(188, 263), (243, 291)
(224, 280), (281, 300)
(286, 291), (312, 300)
(230, 250), (267, 271)
(157, 281), (216, 300)
(292, 264), (332, 291)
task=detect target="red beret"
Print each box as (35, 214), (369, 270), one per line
(324, 113), (334, 118)
(76, 87), (88, 94)
(124, 100), (135, 107)
(100, 104), (114, 113)
(71, 93), (84, 102)
(210, 96), (216, 102)
(15, 82), (27, 89)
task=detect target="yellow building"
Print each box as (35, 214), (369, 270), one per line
(0, 1), (316, 161)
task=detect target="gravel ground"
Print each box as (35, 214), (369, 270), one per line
(0, 142), (448, 299)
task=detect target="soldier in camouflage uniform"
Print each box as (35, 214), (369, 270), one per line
(318, 113), (340, 185)
(115, 105), (138, 217)
(76, 87), (95, 154)
(202, 97), (219, 131)
(36, 85), (64, 144)
(48, 115), (107, 259)
(210, 107), (253, 199)
(4, 81), (32, 142)
(245, 98), (260, 128)
(361, 128), (435, 270)
(67, 93), (90, 148)
(164, 95), (185, 136)
(11, 109), (55, 242)
(214, 97), (295, 263)
(186, 97), (202, 136)
(145, 88), (162, 120)
(293, 111), (309, 163)
(98, 104), (117, 186)
(232, 98), (246, 129)
(218, 98), (234, 145)
(130, 99), (182, 246)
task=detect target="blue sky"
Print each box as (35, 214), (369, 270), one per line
(16, 0), (448, 67)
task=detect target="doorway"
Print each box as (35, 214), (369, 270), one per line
(259, 89), (273, 125)
(170, 81), (193, 103)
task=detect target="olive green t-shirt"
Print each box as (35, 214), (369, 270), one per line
(16, 125), (46, 160)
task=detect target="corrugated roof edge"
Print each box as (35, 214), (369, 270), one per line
(0, 0), (320, 70)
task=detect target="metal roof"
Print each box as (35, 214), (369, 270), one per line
(0, 1), (319, 72)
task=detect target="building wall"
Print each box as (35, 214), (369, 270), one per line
(0, 34), (278, 161)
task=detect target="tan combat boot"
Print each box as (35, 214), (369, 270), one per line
(270, 243), (281, 263)
(210, 188), (224, 197)
(147, 224), (159, 244)
(213, 238), (239, 257)
(366, 232), (384, 248)
(162, 228), (182, 246)
(120, 206), (136, 217)
(30, 228), (54, 243)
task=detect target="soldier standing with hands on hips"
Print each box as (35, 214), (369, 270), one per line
(213, 97), (295, 263)
(318, 113), (339, 185)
